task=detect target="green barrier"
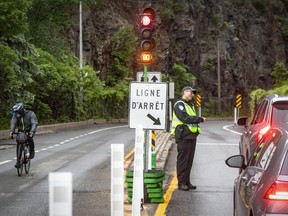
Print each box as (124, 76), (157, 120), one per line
(144, 176), (165, 184)
(144, 169), (165, 178)
(147, 188), (162, 193)
(125, 169), (165, 203)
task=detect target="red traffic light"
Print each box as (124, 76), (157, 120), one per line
(140, 52), (153, 64)
(141, 15), (152, 27)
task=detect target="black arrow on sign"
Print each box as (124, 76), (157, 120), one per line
(151, 75), (158, 82)
(147, 114), (161, 125)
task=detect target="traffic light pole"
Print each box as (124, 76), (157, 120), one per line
(165, 49), (170, 132)
(143, 63), (149, 173)
(143, 64), (148, 82)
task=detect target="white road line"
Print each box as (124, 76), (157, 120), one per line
(0, 160), (12, 165)
(198, 143), (238, 146)
(0, 125), (128, 166)
(223, 125), (242, 135)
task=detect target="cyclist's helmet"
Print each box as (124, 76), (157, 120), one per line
(12, 103), (24, 116)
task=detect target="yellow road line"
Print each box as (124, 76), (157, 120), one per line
(154, 171), (177, 216)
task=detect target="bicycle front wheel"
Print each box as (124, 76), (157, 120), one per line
(25, 157), (30, 174)
(17, 145), (24, 176)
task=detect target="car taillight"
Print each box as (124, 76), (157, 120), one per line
(265, 181), (288, 201)
(257, 125), (271, 142)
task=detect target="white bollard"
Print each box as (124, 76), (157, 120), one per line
(132, 125), (144, 216)
(111, 144), (124, 216)
(234, 107), (237, 125)
(49, 172), (72, 216)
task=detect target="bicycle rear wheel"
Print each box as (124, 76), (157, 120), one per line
(17, 145), (24, 176)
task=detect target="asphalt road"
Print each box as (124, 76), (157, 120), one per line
(0, 123), (134, 216)
(0, 120), (244, 216)
(163, 120), (243, 216)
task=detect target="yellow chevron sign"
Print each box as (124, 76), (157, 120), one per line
(196, 94), (201, 107)
(235, 94), (242, 108)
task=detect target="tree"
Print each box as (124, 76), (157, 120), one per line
(166, 64), (196, 97)
(271, 61), (288, 87)
(0, 0), (29, 37)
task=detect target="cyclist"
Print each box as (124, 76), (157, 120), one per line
(10, 103), (38, 168)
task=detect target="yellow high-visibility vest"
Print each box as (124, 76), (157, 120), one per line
(170, 100), (201, 136)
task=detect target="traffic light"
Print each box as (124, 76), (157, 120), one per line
(139, 7), (155, 64)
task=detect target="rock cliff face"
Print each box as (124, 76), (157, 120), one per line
(67, 0), (288, 110)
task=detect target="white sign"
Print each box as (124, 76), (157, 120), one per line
(136, 72), (162, 83)
(129, 82), (167, 129)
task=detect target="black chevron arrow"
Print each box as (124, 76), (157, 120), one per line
(147, 114), (161, 125)
(151, 75), (158, 82)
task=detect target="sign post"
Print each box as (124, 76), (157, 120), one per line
(196, 94), (202, 117)
(234, 94), (242, 124)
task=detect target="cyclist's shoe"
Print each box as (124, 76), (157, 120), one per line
(29, 151), (35, 159)
(15, 162), (20, 168)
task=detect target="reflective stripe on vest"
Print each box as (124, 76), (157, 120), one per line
(170, 100), (201, 135)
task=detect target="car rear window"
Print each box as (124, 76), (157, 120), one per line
(271, 101), (288, 126)
(281, 151), (288, 175)
(252, 100), (268, 124)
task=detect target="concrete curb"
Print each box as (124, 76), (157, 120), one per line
(155, 131), (174, 169)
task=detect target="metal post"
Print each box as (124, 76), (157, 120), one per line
(143, 64), (148, 82)
(217, 37), (221, 113)
(165, 49), (170, 132)
(234, 107), (237, 125)
(79, 1), (83, 69)
(79, 1), (84, 105)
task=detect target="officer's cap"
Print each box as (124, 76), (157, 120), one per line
(181, 86), (197, 94)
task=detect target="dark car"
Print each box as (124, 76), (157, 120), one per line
(226, 128), (288, 216)
(238, 94), (288, 163)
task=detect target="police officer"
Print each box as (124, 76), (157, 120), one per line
(10, 103), (38, 168)
(171, 86), (205, 191)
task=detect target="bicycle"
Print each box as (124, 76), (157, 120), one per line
(12, 131), (31, 176)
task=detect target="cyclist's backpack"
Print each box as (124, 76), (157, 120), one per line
(16, 132), (27, 144)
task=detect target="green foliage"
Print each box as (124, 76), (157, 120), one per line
(27, 48), (106, 122)
(0, 0), (29, 37)
(165, 64), (196, 97)
(111, 25), (137, 63)
(99, 80), (129, 120)
(108, 25), (137, 86)
(159, 0), (186, 22)
(249, 88), (268, 116)
(0, 42), (19, 129)
(26, 0), (80, 56)
(271, 61), (288, 87)
(0, 35), (39, 129)
(275, 15), (288, 40)
(204, 58), (215, 70)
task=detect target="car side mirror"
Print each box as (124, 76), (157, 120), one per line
(225, 155), (246, 169)
(237, 117), (249, 127)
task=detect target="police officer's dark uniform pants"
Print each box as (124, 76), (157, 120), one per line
(176, 138), (197, 186)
